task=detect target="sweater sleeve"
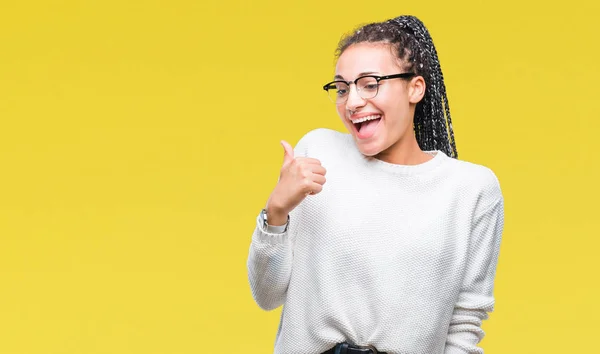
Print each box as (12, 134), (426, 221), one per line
(444, 195), (504, 354)
(246, 132), (312, 311)
(246, 212), (296, 310)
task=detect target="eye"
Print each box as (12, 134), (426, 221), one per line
(336, 88), (348, 96)
(357, 77), (379, 92)
(331, 83), (348, 96)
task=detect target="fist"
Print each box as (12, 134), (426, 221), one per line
(267, 140), (327, 218)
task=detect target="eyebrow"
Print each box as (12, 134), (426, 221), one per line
(334, 71), (379, 80)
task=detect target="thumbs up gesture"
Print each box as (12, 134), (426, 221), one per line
(265, 140), (327, 226)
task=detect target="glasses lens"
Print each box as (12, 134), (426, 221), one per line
(357, 77), (379, 99)
(326, 82), (349, 104)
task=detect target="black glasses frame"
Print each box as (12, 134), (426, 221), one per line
(322, 73), (416, 93)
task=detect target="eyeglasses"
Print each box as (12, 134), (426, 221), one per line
(322, 73), (416, 104)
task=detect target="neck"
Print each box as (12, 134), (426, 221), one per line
(374, 134), (433, 165)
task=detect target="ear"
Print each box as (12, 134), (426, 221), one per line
(408, 76), (426, 104)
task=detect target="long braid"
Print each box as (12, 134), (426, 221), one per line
(336, 15), (458, 158)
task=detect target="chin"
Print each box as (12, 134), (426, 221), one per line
(343, 119), (388, 157)
(353, 138), (383, 157)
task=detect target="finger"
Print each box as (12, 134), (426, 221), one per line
(310, 174), (326, 185)
(308, 165), (327, 176)
(280, 140), (294, 165)
(306, 182), (324, 195)
(295, 157), (322, 165)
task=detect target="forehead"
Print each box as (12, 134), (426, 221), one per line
(335, 42), (401, 78)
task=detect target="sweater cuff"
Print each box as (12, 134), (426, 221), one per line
(254, 215), (289, 245)
(266, 223), (287, 234)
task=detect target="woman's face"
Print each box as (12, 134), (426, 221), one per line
(334, 42), (425, 159)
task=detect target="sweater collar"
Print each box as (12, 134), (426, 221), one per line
(361, 149), (449, 176)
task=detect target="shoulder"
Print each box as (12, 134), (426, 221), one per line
(443, 156), (503, 213)
(293, 128), (351, 157)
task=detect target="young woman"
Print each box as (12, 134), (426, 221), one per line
(247, 15), (504, 354)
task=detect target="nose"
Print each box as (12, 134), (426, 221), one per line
(345, 84), (366, 111)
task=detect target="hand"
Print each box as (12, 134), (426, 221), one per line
(265, 140), (326, 225)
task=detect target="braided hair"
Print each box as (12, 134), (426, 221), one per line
(335, 15), (458, 158)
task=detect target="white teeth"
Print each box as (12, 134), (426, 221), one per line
(351, 115), (381, 124)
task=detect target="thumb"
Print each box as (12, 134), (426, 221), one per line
(280, 140), (294, 165)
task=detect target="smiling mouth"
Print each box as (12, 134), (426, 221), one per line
(350, 114), (382, 139)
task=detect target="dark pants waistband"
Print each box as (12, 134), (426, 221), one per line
(321, 342), (387, 354)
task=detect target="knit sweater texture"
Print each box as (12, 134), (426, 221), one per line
(247, 128), (504, 354)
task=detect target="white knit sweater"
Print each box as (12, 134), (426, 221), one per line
(247, 128), (504, 354)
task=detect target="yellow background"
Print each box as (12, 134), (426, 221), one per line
(1, 0), (598, 353)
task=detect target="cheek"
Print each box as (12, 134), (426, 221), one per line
(378, 94), (410, 124)
(336, 105), (346, 120)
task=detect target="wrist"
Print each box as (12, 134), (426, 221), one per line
(265, 196), (288, 223)
(265, 207), (288, 226)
